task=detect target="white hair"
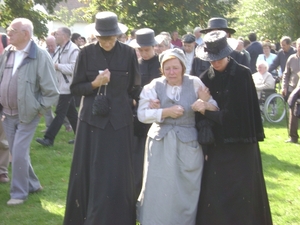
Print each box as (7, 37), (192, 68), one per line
(193, 27), (202, 34)
(256, 60), (269, 70)
(11, 18), (34, 37)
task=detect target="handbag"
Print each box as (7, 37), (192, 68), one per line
(92, 84), (110, 116)
(294, 99), (300, 118)
(196, 118), (215, 145)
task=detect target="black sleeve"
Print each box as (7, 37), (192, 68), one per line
(127, 48), (142, 102)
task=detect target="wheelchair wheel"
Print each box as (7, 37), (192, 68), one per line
(263, 93), (286, 123)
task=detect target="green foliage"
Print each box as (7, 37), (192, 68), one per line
(54, 6), (80, 27)
(0, 0), (65, 39)
(79, 0), (239, 35)
(228, 0), (300, 42)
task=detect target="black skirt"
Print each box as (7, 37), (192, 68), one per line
(63, 120), (136, 225)
(196, 143), (273, 225)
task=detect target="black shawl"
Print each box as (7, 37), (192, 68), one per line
(200, 57), (265, 144)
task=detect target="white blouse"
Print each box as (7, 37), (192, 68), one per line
(138, 75), (218, 124)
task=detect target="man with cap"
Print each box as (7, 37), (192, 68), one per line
(129, 28), (161, 198)
(63, 11), (141, 225)
(182, 33), (197, 74)
(192, 17), (250, 76)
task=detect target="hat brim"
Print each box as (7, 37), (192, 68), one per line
(129, 39), (159, 48)
(200, 27), (236, 34)
(86, 22), (128, 37)
(196, 38), (237, 62)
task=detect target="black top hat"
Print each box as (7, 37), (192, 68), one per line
(196, 30), (237, 61)
(93, 11), (128, 36)
(129, 28), (158, 48)
(200, 17), (236, 34)
(182, 34), (196, 43)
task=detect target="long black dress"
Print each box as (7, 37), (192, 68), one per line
(63, 41), (141, 225)
(196, 58), (273, 225)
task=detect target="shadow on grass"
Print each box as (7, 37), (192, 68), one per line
(260, 151), (300, 199)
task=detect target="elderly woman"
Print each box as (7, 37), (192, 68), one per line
(195, 30), (272, 225)
(252, 60), (276, 99)
(137, 48), (218, 225)
(63, 12), (141, 225)
(256, 41), (278, 77)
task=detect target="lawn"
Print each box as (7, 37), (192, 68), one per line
(0, 118), (299, 225)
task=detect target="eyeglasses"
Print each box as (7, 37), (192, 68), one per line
(6, 27), (25, 34)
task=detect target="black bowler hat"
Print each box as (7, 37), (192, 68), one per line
(93, 11), (128, 36)
(129, 28), (158, 48)
(196, 30), (237, 61)
(182, 34), (196, 43)
(200, 17), (236, 34)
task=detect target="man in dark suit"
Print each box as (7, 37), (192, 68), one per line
(246, 32), (263, 73)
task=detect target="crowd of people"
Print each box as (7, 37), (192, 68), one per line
(0, 10), (299, 225)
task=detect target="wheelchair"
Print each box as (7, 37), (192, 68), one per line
(259, 88), (286, 123)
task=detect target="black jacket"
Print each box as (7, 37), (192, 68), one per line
(200, 57), (264, 144)
(71, 41), (141, 130)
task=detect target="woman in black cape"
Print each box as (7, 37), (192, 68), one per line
(194, 30), (273, 225)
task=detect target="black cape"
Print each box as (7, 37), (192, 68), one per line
(196, 58), (272, 225)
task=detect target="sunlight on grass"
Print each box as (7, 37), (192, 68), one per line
(40, 198), (65, 216)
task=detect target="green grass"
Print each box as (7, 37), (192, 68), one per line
(0, 118), (74, 225)
(0, 118), (300, 224)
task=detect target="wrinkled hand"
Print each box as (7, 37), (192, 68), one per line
(149, 99), (160, 109)
(198, 86), (211, 102)
(92, 69), (110, 88)
(191, 99), (207, 114)
(166, 105), (184, 119)
(281, 88), (286, 97)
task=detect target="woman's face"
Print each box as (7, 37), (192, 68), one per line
(210, 57), (229, 72)
(257, 63), (267, 75)
(138, 46), (155, 60)
(263, 46), (271, 56)
(97, 36), (117, 51)
(163, 58), (183, 86)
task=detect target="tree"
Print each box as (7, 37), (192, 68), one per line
(54, 5), (81, 27)
(228, 0), (300, 42)
(77, 0), (239, 35)
(0, 0), (65, 39)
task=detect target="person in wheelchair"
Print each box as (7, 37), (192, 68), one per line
(252, 60), (276, 100)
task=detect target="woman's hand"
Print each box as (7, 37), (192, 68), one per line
(91, 69), (111, 89)
(162, 105), (184, 119)
(192, 99), (218, 114)
(192, 99), (207, 114)
(198, 86), (211, 102)
(149, 99), (160, 109)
